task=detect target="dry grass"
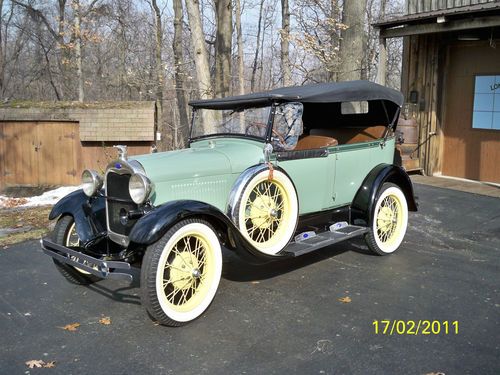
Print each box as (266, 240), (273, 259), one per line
(0, 206), (52, 247)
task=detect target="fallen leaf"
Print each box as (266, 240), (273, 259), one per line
(251, 281), (260, 284)
(43, 361), (56, 368)
(99, 316), (111, 325)
(25, 359), (44, 369)
(338, 296), (352, 303)
(60, 322), (80, 331)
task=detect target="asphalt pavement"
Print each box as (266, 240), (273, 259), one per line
(1, 184), (499, 375)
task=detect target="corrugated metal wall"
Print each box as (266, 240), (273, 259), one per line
(407, 0), (496, 15)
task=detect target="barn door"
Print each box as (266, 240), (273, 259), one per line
(0, 121), (80, 187)
(36, 122), (80, 186)
(0, 122), (39, 186)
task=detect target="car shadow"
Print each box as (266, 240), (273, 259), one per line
(79, 239), (375, 303)
(222, 237), (374, 282)
(83, 277), (142, 306)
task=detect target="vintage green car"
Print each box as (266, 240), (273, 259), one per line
(42, 81), (417, 326)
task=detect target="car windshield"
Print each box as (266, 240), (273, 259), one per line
(191, 106), (271, 139)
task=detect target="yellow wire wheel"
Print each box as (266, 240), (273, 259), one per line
(365, 183), (408, 255)
(141, 219), (222, 326)
(52, 215), (100, 285)
(65, 221), (93, 275)
(237, 169), (298, 255)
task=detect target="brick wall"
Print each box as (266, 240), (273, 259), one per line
(0, 101), (155, 141)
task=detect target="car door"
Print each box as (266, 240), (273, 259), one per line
(276, 152), (336, 215)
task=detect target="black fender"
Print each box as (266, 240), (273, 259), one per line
(128, 200), (283, 264)
(351, 164), (418, 227)
(49, 189), (106, 244)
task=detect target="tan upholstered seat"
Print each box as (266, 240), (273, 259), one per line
(310, 126), (386, 144)
(294, 135), (338, 150)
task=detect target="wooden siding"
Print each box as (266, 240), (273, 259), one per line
(407, 0), (496, 15)
(400, 34), (443, 174)
(401, 35), (500, 183)
(0, 121), (152, 188)
(441, 42), (500, 183)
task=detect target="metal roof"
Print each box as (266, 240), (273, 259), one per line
(374, 2), (500, 28)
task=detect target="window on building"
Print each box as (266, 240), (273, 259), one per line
(472, 75), (500, 130)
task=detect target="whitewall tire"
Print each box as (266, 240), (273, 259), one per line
(141, 219), (222, 326)
(364, 183), (408, 255)
(235, 169), (298, 255)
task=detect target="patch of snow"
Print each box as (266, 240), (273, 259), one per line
(0, 186), (81, 208)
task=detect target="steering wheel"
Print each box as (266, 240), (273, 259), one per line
(245, 121), (286, 146)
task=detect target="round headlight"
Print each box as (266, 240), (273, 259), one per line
(129, 173), (153, 204)
(81, 169), (103, 197)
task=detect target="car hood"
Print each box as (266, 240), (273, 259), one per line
(133, 138), (264, 182)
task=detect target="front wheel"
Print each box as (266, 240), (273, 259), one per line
(235, 168), (298, 255)
(140, 219), (223, 326)
(52, 215), (101, 285)
(364, 183), (409, 255)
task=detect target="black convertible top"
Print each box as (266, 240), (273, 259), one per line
(189, 80), (404, 110)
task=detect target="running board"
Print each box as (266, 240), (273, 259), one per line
(283, 225), (369, 257)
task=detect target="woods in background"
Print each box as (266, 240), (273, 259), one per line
(0, 0), (404, 149)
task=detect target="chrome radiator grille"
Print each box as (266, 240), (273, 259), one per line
(106, 172), (138, 237)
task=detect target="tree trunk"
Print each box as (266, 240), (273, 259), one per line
(73, 0), (84, 101)
(151, 0), (164, 139)
(250, 0), (265, 92)
(185, 0), (215, 133)
(185, 0), (212, 99)
(214, 0), (232, 97)
(280, 0), (291, 86)
(376, 0), (388, 85)
(338, 0), (366, 81)
(173, 0), (190, 147)
(57, 0), (66, 98)
(0, 0), (4, 97)
(235, 0), (245, 95)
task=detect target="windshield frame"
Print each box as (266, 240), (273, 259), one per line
(188, 104), (277, 144)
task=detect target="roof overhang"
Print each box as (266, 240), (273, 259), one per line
(374, 3), (500, 38)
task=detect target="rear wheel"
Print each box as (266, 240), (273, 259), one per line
(52, 215), (101, 285)
(141, 219), (222, 326)
(364, 183), (408, 255)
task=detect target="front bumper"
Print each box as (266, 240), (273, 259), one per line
(41, 238), (136, 282)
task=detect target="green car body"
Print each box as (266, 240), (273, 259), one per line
(135, 136), (396, 216)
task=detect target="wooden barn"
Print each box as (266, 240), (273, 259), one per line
(376, 0), (500, 183)
(0, 102), (156, 189)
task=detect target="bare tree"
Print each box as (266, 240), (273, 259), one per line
(338, 0), (367, 81)
(172, 0), (189, 146)
(73, 0), (84, 101)
(214, 0), (232, 97)
(150, 0), (164, 119)
(234, 0), (244, 95)
(280, 0), (291, 86)
(185, 0), (212, 99)
(1, 0), (406, 147)
(250, 0), (264, 92)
